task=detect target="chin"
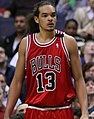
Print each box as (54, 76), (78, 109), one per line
(46, 28), (54, 31)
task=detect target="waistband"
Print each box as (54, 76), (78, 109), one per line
(28, 104), (72, 111)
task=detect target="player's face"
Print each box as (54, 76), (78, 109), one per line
(35, 5), (56, 31)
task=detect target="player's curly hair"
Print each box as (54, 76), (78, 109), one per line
(26, 0), (56, 33)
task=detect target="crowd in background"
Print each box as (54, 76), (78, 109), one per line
(0, 0), (94, 119)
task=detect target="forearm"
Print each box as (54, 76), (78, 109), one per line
(75, 77), (88, 116)
(5, 78), (22, 117)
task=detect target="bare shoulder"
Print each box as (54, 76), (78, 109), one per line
(18, 37), (27, 55)
(19, 37), (27, 48)
(64, 33), (78, 54)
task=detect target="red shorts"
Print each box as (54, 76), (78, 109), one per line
(25, 105), (74, 119)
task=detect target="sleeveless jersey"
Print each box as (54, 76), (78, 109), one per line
(25, 32), (76, 107)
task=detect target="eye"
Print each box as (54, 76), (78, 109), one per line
(51, 13), (56, 17)
(43, 15), (48, 17)
(42, 13), (48, 18)
(15, 20), (24, 23)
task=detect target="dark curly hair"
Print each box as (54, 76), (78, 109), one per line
(26, 0), (56, 33)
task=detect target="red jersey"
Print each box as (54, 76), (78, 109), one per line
(25, 32), (76, 107)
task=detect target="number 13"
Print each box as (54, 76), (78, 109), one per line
(36, 71), (56, 93)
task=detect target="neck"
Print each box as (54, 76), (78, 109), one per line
(37, 30), (55, 43)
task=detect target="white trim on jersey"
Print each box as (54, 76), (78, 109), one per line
(25, 34), (32, 69)
(33, 33), (56, 47)
(60, 34), (70, 67)
(28, 104), (72, 111)
(55, 29), (64, 35)
(61, 33), (70, 61)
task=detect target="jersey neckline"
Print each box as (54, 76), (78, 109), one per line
(33, 33), (56, 47)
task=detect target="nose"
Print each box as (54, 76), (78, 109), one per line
(16, 22), (21, 26)
(48, 15), (53, 21)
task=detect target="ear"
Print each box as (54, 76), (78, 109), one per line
(34, 16), (39, 24)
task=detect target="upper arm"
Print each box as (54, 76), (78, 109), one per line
(13, 37), (27, 83)
(64, 34), (83, 81)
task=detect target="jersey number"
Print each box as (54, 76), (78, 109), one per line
(36, 72), (56, 93)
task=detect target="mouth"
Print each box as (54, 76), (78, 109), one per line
(47, 23), (54, 27)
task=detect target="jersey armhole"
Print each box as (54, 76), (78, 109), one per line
(25, 34), (33, 69)
(60, 33), (71, 66)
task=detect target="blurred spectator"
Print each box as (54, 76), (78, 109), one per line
(5, 52), (26, 103)
(56, 0), (75, 30)
(73, 107), (81, 119)
(74, 0), (94, 37)
(64, 19), (78, 37)
(0, 86), (6, 119)
(64, 18), (85, 54)
(0, 72), (22, 109)
(10, 113), (24, 119)
(0, 46), (8, 74)
(0, 0), (13, 17)
(0, 72), (9, 106)
(75, 0), (88, 7)
(82, 62), (94, 80)
(57, 0), (88, 11)
(84, 77), (94, 117)
(5, 53), (18, 86)
(88, 94), (94, 113)
(10, 103), (28, 119)
(56, 0), (88, 31)
(16, 103), (28, 114)
(81, 40), (94, 64)
(89, 109), (94, 118)
(73, 76), (94, 117)
(84, 77), (94, 95)
(3, 13), (27, 61)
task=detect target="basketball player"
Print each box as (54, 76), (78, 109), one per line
(4, 1), (88, 119)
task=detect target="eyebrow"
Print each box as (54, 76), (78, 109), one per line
(41, 12), (56, 14)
